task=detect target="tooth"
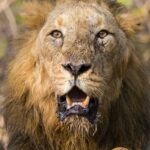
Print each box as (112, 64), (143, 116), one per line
(82, 96), (90, 108)
(66, 96), (72, 107)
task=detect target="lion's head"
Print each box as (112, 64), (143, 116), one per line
(4, 0), (150, 150)
(30, 0), (138, 130)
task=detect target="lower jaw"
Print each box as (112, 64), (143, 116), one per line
(58, 99), (99, 123)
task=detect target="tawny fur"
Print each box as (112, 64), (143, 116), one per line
(3, 0), (150, 150)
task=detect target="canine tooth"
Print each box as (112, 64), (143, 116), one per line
(82, 96), (90, 108)
(66, 96), (72, 106)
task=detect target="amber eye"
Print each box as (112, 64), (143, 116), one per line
(97, 30), (109, 39)
(50, 30), (63, 38)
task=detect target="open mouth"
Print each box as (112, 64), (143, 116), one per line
(57, 86), (98, 123)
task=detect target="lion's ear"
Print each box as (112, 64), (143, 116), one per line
(21, 1), (53, 30)
(116, 13), (143, 37)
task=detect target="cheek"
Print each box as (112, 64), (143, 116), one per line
(50, 38), (63, 48)
(42, 38), (63, 59)
(95, 36), (117, 53)
(105, 37), (117, 52)
(93, 54), (113, 76)
(51, 55), (63, 73)
(50, 54), (72, 80)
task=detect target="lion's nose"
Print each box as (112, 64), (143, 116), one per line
(62, 63), (91, 76)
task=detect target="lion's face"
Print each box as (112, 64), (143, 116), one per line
(35, 2), (127, 126)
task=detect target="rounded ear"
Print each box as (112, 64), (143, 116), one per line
(116, 13), (143, 37)
(21, 1), (53, 30)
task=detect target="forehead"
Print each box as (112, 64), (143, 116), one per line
(47, 3), (117, 33)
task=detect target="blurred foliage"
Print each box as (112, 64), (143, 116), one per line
(118, 0), (133, 6)
(11, 0), (23, 24)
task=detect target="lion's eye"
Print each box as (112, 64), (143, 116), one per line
(50, 30), (63, 38)
(97, 30), (109, 39)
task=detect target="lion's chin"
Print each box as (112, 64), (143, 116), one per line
(59, 115), (98, 136)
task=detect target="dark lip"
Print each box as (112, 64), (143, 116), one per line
(57, 87), (99, 124)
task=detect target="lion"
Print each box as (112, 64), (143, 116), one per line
(3, 0), (150, 150)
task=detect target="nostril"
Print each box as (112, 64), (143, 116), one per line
(79, 64), (91, 75)
(62, 63), (91, 76)
(62, 64), (73, 73)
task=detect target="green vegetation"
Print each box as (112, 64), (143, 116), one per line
(11, 0), (23, 24)
(118, 0), (133, 7)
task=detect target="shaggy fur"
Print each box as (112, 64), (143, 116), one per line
(3, 0), (150, 150)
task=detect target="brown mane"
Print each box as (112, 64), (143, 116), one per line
(3, 0), (150, 150)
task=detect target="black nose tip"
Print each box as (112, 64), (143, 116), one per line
(62, 63), (91, 76)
